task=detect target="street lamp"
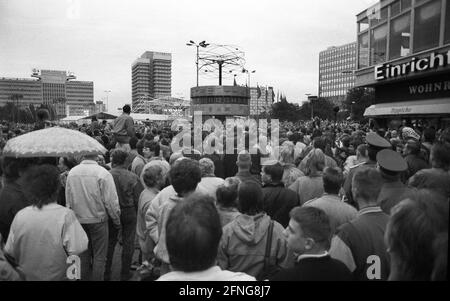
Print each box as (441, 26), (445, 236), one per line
(351, 101), (356, 119)
(186, 40), (210, 87)
(104, 90), (111, 112)
(305, 93), (312, 119)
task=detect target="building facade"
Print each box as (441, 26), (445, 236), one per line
(132, 51), (172, 108)
(355, 0), (450, 129)
(249, 86), (274, 116)
(0, 69), (94, 118)
(319, 42), (357, 105)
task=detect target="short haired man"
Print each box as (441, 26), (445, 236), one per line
(105, 149), (144, 281)
(408, 142), (450, 199)
(403, 139), (429, 179)
(66, 153), (121, 281)
(304, 167), (357, 234)
(271, 207), (352, 281)
(329, 167), (390, 281)
(157, 195), (255, 281)
(145, 159), (204, 275)
(234, 151), (261, 186)
(197, 158), (225, 200)
(111, 105), (135, 151)
(261, 161), (299, 228)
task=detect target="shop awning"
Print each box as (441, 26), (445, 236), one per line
(364, 98), (450, 117)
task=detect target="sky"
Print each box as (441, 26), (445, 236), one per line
(0, 0), (377, 111)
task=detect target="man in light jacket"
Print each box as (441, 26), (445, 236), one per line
(66, 153), (121, 281)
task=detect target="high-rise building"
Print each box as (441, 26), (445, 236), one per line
(318, 42), (357, 105)
(0, 69), (94, 118)
(132, 51), (172, 108)
(249, 86), (274, 116)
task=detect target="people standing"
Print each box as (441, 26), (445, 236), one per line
(4, 165), (88, 281)
(66, 153), (121, 281)
(329, 167), (390, 281)
(111, 105), (135, 152)
(105, 149), (143, 281)
(271, 207), (352, 281)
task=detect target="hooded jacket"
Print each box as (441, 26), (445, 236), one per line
(217, 213), (289, 278)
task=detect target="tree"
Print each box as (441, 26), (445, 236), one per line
(270, 98), (301, 121)
(298, 97), (335, 121)
(344, 87), (375, 122)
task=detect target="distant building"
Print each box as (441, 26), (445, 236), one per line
(249, 86), (274, 116)
(0, 69), (94, 118)
(132, 51), (172, 108)
(319, 42), (357, 105)
(94, 101), (106, 113)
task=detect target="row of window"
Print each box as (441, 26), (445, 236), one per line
(358, 0), (450, 68)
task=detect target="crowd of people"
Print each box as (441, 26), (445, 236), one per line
(0, 104), (448, 281)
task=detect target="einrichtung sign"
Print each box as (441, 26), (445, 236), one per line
(375, 50), (450, 81)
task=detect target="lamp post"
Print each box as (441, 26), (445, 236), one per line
(305, 93), (312, 119)
(186, 40), (210, 87)
(351, 101), (356, 120)
(104, 90), (111, 112)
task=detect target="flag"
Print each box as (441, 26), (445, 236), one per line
(257, 84), (261, 99)
(233, 76), (237, 86)
(265, 87), (268, 103)
(277, 90), (279, 102)
(272, 89), (275, 103)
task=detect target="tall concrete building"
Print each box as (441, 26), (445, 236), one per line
(319, 42), (357, 105)
(0, 69), (94, 118)
(132, 51), (172, 108)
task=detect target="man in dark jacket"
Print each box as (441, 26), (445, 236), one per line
(105, 149), (143, 281)
(271, 206), (352, 281)
(403, 139), (429, 180)
(261, 161), (299, 228)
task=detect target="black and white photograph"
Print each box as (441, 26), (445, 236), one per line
(0, 0), (448, 288)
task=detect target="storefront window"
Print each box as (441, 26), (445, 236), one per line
(445, 0), (450, 44)
(358, 33), (369, 68)
(389, 13), (411, 59)
(371, 24), (388, 65)
(413, 0), (441, 52)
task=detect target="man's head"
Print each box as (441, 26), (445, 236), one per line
(356, 144), (368, 161)
(322, 167), (343, 195)
(143, 140), (160, 159)
(261, 161), (284, 185)
(166, 194), (222, 273)
(237, 181), (263, 216)
(284, 206), (332, 255)
(123, 105), (131, 114)
(430, 142), (450, 170)
(403, 139), (421, 156)
(216, 177), (240, 209)
(199, 158), (215, 177)
(236, 151), (252, 170)
(352, 167), (383, 207)
(386, 189), (448, 281)
(169, 158), (202, 197)
(111, 149), (128, 168)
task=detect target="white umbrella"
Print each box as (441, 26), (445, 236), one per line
(2, 127), (107, 158)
